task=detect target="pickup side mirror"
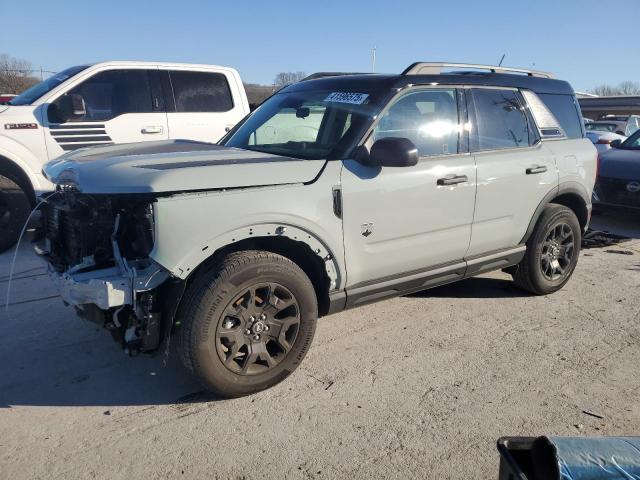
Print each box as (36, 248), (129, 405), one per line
(369, 137), (419, 167)
(54, 93), (86, 123)
(610, 139), (622, 148)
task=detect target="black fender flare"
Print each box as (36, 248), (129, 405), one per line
(520, 182), (591, 244)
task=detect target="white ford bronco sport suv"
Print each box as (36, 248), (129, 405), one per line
(38, 63), (596, 397)
(0, 61), (249, 251)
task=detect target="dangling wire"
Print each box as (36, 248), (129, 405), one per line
(4, 190), (60, 312)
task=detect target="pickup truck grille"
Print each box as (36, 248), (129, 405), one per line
(597, 177), (640, 208)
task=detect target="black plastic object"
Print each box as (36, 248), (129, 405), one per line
(369, 137), (419, 167)
(498, 436), (640, 480)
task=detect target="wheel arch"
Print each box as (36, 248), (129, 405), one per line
(0, 153), (37, 206)
(175, 224), (343, 318)
(521, 182), (591, 244)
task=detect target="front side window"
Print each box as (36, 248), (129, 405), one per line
(50, 69), (153, 122)
(470, 89), (531, 151)
(222, 88), (386, 159)
(169, 71), (233, 112)
(372, 89), (461, 156)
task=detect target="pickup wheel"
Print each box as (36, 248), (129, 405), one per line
(178, 250), (318, 397)
(512, 204), (581, 295)
(0, 173), (31, 253)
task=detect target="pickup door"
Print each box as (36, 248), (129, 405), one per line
(44, 68), (169, 158)
(162, 69), (248, 143)
(340, 87), (477, 307)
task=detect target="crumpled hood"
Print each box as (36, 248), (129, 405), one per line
(43, 140), (326, 194)
(599, 148), (640, 179)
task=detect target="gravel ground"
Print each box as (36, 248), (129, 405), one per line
(1, 210), (639, 479)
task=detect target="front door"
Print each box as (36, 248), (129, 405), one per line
(43, 68), (168, 158)
(341, 87), (477, 299)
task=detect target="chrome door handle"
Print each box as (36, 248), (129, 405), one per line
(141, 126), (163, 134)
(437, 174), (468, 186)
(526, 165), (547, 175)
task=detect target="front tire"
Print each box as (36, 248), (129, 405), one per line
(178, 251), (318, 397)
(513, 204), (581, 295)
(0, 173), (31, 253)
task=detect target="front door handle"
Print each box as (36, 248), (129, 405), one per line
(141, 126), (163, 134)
(526, 165), (547, 175)
(437, 174), (468, 186)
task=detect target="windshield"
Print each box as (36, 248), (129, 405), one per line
(222, 88), (387, 160)
(8, 65), (89, 106)
(620, 130), (640, 150)
(585, 122), (618, 132)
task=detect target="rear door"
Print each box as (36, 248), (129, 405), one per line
(163, 69), (248, 143)
(465, 87), (558, 257)
(44, 68), (168, 157)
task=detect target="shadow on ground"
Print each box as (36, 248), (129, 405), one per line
(0, 209), (637, 408)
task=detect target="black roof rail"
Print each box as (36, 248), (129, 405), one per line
(301, 72), (371, 81)
(402, 62), (555, 79)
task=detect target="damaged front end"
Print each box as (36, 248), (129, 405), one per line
(37, 190), (181, 354)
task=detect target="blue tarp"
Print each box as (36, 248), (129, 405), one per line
(549, 437), (640, 480)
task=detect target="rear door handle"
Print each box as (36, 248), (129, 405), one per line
(437, 174), (468, 186)
(141, 126), (163, 134)
(526, 165), (547, 175)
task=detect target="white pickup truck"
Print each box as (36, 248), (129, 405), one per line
(0, 61), (250, 251)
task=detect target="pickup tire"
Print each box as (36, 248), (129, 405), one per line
(513, 204), (581, 295)
(0, 173), (31, 253)
(178, 250), (318, 398)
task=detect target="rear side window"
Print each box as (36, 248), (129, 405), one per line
(169, 71), (233, 112)
(538, 93), (584, 139)
(52, 69), (153, 122)
(373, 88), (460, 156)
(469, 89), (531, 151)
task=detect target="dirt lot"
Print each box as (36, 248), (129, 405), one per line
(1, 210), (639, 479)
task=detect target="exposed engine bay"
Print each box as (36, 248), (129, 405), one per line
(38, 190), (178, 354)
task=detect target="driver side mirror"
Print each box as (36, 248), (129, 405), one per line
(610, 139), (622, 148)
(55, 93), (86, 123)
(368, 137), (419, 167)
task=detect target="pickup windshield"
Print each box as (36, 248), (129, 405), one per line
(222, 88), (386, 160)
(8, 65), (89, 106)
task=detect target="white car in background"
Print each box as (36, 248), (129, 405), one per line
(585, 130), (627, 153)
(585, 115), (640, 137)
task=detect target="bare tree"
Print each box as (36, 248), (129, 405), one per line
(0, 54), (40, 94)
(273, 71), (307, 89)
(589, 81), (640, 97)
(617, 81), (640, 96)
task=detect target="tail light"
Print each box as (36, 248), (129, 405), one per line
(596, 138), (611, 145)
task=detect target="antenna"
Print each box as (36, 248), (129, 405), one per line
(498, 54), (506, 67)
(371, 47), (376, 73)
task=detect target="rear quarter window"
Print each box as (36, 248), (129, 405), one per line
(538, 93), (584, 139)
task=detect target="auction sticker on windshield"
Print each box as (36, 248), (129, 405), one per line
(324, 92), (369, 104)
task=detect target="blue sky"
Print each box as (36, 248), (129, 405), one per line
(2, 0), (638, 91)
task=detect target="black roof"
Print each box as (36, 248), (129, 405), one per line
(283, 72), (574, 96)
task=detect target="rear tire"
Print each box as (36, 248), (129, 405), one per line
(178, 250), (318, 398)
(0, 173), (31, 253)
(513, 204), (581, 295)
